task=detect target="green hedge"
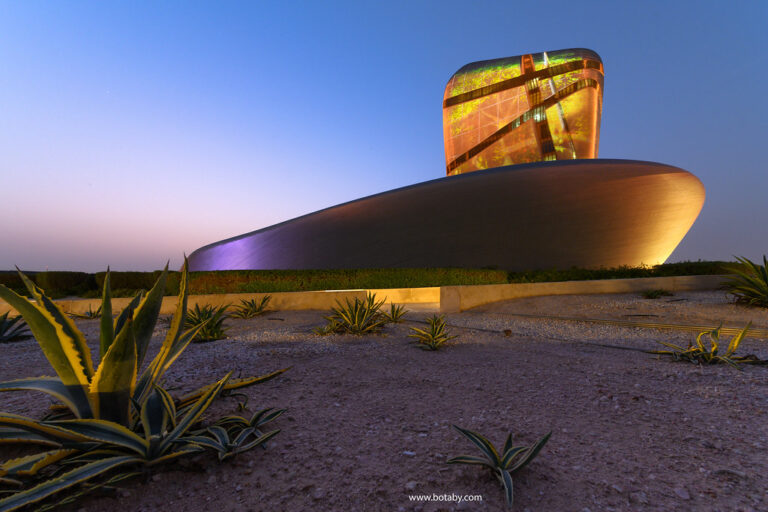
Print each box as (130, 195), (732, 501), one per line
(0, 261), (733, 298)
(94, 271), (167, 294)
(34, 272), (97, 298)
(164, 268), (510, 295)
(507, 261), (729, 283)
(0, 272), (31, 295)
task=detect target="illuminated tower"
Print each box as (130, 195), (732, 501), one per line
(443, 48), (603, 175)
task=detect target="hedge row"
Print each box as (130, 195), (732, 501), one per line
(0, 261), (732, 298)
(507, 261), (731, 283)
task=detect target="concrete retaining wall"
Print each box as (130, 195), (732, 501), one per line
(439, 275), (727, 312)
(0, 290), (368, 316)
(367, 287), (440, 304)
(0, 275), (726, 316)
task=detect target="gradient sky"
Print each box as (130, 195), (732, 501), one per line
(1, 1), (766, 271)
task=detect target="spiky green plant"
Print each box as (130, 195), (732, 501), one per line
(0, 262), (287, 511)
(382, 303), (407, 323)
(650, 323), (764, 369)
(315, 293), (387, 335)
(230, 296), (271, 319)
(408, 315), (457, 350)
(447, 425), (551, 508)
(189, 407), (286, 461)
(69, 304), (102, 319)
(724, 256), (768, 307)
(0, 312), (31, 343)
(185, 304), (229, 342)
(641, 289), (673, 299)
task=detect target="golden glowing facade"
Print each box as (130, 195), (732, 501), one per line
(443, 48), (603, 175)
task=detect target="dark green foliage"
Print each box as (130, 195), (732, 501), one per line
(447, 425), (551, 508)
(94, 271), (160, 293)
(508, 260), (729, 284)
(1, 261), (732, 297)
(33, 271), (97, 298)
(651, 323), (765, 369)
(314, 293), (388, 335)
(723, 256), (768, 307)
(168, 268), (508, 295)
(409, 315), (457, 350)
(0, 272), (31, 296)
(230, 296), (272, 319)
(641, 289), (674, 299)
(0, 312), (32, 342)
(184, 304), (230, 342)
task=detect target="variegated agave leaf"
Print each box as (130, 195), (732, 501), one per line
(0, 455), (139, 512)
(0, 313), (32, 343)
(723, 256), (768, 307)
(175, 368), (289, 410)
(0, 278), (95, 415)
(447, 425), (550, 508)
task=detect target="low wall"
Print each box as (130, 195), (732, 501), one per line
(0, 290), (368, 316)
(0, 275), (726, 316)
(439, 275), (727, 313)
(367, 287), (440, 304)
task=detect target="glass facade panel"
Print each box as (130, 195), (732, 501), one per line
(443, 48), (604, 176)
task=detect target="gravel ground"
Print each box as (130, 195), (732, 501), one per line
(1, 291), (767, 511)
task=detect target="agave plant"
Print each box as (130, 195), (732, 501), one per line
(447, 425), (551, 508)
(314, 293), (387, 335)
(382, 303), (407, 323)
(229, 296), (272, 319)
(185, 304), (230, 342)
(0, 262), (287, 511)
(0, 312), (31, 342)
(409, 315), (457, 350)
(650, 323), (763, 369)
(724, 256), (768, 307)
(69, 304), (102, 319)
(189, 407), (286, 461)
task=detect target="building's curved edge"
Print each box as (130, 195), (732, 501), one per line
(189, 158), (684, 260)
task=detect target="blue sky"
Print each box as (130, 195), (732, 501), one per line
(1, 0), (766, 271)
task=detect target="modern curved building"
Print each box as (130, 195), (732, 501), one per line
(189, 49), (705, 272)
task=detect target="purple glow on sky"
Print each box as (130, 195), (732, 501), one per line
(2, 1), (766, 271)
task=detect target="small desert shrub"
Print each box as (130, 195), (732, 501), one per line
(314, 293), (387, 335)
(409, 314), (457, 350)
(203, 408), (286, 460)
(447, 425), (551, 508)
(723, 256), (768, 307)
(383, 303), (407, 323)
(641, 289), (673, 299)
(230, 296), (272, 319)
(650, 323), (764, 369)
(185, 304), (230, 342)
(0, 312), (32, 342)
(0, 262), (287, 511)
(69, 304), (102, 319)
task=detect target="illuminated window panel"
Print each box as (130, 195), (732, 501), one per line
(443, 48), (603, 176)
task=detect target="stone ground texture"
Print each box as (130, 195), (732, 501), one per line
(1, 291), (768, 511)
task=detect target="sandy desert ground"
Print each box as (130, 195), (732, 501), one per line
(1, 291), (767, 512)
